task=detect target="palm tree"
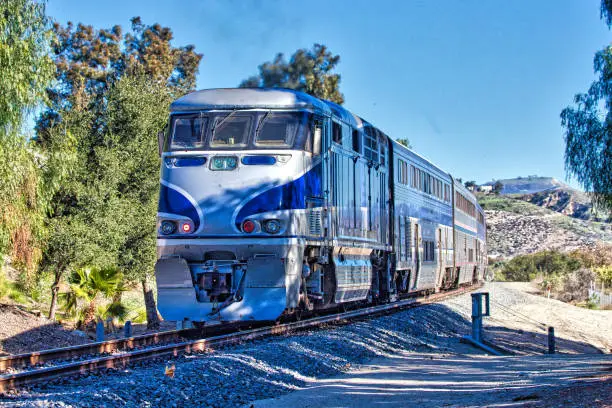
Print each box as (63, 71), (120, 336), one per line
(66, 266), (124, 328)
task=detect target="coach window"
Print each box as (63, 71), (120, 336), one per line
(423, 240), (435, 262)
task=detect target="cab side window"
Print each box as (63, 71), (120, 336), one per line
(352, 129), (361, 153)
(332, 121), (342, 144)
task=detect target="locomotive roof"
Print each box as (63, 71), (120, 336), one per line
(171, 88), (333, 114)
(172, 88), (368, 130)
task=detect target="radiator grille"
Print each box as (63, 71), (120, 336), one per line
(308, 208), (322, 236)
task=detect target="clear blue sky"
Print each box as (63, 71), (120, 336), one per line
(47, 0), (610, 187)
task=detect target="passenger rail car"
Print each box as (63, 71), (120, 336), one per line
(154, 88), (487, 323)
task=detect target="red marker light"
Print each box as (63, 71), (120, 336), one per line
(181, 222), (192, 233)
(242, 220), (255, 233)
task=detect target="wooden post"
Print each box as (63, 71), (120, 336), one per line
(548, 326), (555, 354)
(124, 321), (133, 338)
(96, 321), (105, 342)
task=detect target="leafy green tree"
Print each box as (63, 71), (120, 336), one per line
(0, 0), (54, 290)
(396, 138), (412, 149)
(101, 75), (174, 328)
(464, 180), (477, 189)
(493, 181), (503, 195)
(39, 18), (201, 326)
(0, 0), (54, 131)
(37, 17), (202, 144)
(240, 43), (344, 104)
(560, 1), (612, 214)
(40, 96), (122, 319)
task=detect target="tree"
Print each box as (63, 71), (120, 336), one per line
(396, 138), (412, 149)
(240, 44), (344, 104)
(0, 0), (54, 131)
(40, 92), (126, 319)
(102, 75), (174, 328)
(464, 180), (477, 189)
(39, 18), (202, 325)
(493, 181), (504, 195)
(37, 17), (202, 144)
(0, 0), (54, 290)
(560, 0), (612, 214)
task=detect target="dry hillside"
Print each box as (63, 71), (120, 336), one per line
(479, 195), (612, 259)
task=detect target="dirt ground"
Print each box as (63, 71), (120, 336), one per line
(253, 282), (612, 408)
(252, 354), (611, 408)
(0, 304), (90, 355)
(0, 303), (176, 355)
(446, 282), (612, 354)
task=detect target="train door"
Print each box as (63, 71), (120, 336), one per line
(437, 228), (443, 287)
(379, 170), (386, 243)
(413, 223), (420, 289)
(445, 228), (449, 265)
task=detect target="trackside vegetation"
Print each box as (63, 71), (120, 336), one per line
(491, 246), (612, 308)
(0, 0), (348, 329)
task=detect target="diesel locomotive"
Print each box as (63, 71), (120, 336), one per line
(154, 88), (487, 323)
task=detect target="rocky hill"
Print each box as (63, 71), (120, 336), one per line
(481, 176), (609, 222)
(478, 194), (612, 259)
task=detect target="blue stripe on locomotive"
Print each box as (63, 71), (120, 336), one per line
(159, 185), (201, 230)
(235, 162), (323, 227)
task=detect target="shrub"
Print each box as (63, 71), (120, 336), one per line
(0, 267), (9, 299)
(594, 266), (612, 287)
(559, 268), (597, 303)
(568, 245), (612, 269)
(498, 250), (581, 281)
(540, 274), (563, 293)
(586, 293), (600, 309)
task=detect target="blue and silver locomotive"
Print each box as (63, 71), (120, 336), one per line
(155, 88), (487, 323)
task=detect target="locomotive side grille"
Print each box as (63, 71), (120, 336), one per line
(308, 208), (322, 236)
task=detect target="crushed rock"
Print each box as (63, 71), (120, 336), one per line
(485, 210), (609, 258)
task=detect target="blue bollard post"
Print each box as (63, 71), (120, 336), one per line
(124, 320), (133, 338)
(96, 321), (105, 342)
(548, 327), (555, 354)
(471, 293), (483, 342)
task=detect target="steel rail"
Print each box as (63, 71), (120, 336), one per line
(0, 284), (481, 393)
(0, 329), (193, 372)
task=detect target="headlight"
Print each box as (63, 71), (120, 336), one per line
(160, 220), (177, 235)
(263, 219), (281, 234)
(211, 156), (238, 171)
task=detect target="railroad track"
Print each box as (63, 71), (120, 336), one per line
(0, 284), (481, 393)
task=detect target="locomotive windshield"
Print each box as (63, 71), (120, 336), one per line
(168, 111), (313, 151)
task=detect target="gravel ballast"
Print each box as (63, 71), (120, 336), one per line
(1, 282), (609, 407)
(1, 303), (476, 407)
